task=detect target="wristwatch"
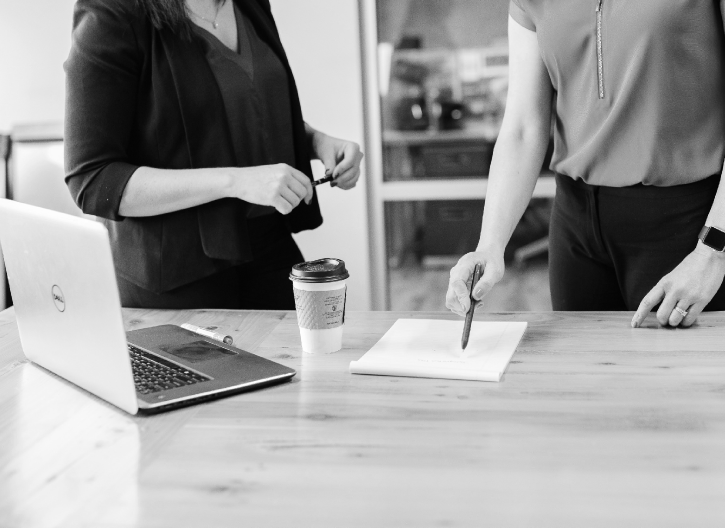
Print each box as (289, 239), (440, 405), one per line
(698, 225), (725, 252)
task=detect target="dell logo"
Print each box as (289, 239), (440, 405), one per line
(51, 285), (66, 312)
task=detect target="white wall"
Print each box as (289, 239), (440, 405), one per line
(0, 0), (75, 131)
(271, 0), (371, 310)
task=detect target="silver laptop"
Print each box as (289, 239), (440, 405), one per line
(0, 199), (295, 414)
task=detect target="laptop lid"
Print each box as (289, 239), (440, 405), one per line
(0, 199), (138, 414)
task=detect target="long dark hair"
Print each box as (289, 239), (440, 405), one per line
(135, 0), (225, 39)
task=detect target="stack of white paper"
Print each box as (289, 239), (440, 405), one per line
(349, 319), (527, 382)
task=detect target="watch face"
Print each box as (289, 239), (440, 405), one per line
(703, 227), (725, 251)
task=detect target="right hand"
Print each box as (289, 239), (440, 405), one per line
(232, 164), (313, 215)
(445, 250), (505, 317)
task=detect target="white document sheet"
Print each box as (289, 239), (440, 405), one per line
(349, 319), (527, 382)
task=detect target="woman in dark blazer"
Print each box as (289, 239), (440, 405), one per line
(64, 0), (363, 309)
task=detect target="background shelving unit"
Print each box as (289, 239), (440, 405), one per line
(378, 175), (556, 202)
(360, 0), (554, 310)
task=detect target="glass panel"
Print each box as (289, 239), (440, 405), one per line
(385, 200), (552, 312)
(377, 0), (510, 182)
(373, 0), (554, 311)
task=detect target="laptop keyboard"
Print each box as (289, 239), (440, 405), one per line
(128, 344), (210, 395)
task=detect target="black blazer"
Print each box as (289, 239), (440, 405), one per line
(64, 0), (322, 293)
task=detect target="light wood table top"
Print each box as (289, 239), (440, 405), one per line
(1, 309), (725, 527)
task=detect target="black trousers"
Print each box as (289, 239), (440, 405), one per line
(118, 214), (304, 310)
(549, 173), (725, 311)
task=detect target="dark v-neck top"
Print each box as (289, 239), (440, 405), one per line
(193, 4), (296, 217)
(509, 0), (725, 187)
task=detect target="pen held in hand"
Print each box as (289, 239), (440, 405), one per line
(461, 262), (483, 350)
(312, 173), (335, 187)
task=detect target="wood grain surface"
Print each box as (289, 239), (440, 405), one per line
(1, 308), (725, 527)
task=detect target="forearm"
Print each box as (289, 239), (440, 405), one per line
(305, 122), (319, 159)
(477, 122), (550, 253)
(475, 16), (553, 255)
(305, 122), (321, 159)
(119, 166), (233, 217)
(705, 169), (725, 231)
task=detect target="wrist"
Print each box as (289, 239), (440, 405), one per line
(475, 239), (505, 256)
(695, 240), (725, 265)
(220, 166), (244, 200)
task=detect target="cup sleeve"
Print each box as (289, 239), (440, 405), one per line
(509, 0), (536, 32)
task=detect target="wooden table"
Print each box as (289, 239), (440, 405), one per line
(1, 309), (725, 527)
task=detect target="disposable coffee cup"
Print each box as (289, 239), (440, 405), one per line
(290, 258), (349, 354)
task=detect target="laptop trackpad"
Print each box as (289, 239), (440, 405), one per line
(158, 340), (238, 364)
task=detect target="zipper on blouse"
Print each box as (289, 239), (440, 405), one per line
(595, 0), (605, 99)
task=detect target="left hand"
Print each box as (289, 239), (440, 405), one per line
(311, 131), (363, 190)
(631, 243), (725, 328)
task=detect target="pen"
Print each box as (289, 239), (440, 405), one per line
(181, 323), (234, 345)
(461, 262), (483, 350)
(312, 173), (335, 187)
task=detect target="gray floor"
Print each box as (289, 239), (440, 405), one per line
(389, 258), (551, 312)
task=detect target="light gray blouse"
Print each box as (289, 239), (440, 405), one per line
(510, 0), (725, 187)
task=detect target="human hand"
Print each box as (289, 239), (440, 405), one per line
(631, 243), (725, 328)
(445, 250), (505, 317)
(311, 131), (363, 190)
(232, 164), (313, 215)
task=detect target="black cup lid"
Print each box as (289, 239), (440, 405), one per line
(289, 258), (349, 283)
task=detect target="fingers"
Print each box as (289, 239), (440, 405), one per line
(272, 198), (294, 215)
(331, 143), (362, 178)
(444, 287), (461, 315)
(630, 248), (724, 329)
(334, 170), (360, 190)
(444, 287), (463, 316)
(274, 186), (298, 215)
(446, 257), (477, 316)
(633, 283), (702, 328)
(285, 173), (310, 205)
(631, 282), (665, 328)
(287, 166), (314, 204)
(472, 261), (503, 301)
(655, 289), (679, 326)
(680, 301), (705, 328)
(446, 278), (472, 317)
(445, 253), (505, 317)
(316, 136), (364, 190)
(333, 151), (364, 190)
(667, 301), (690, 327)
(333, 167), (361, 189)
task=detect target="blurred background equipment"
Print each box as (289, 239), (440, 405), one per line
(363, 0), (555, 311)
